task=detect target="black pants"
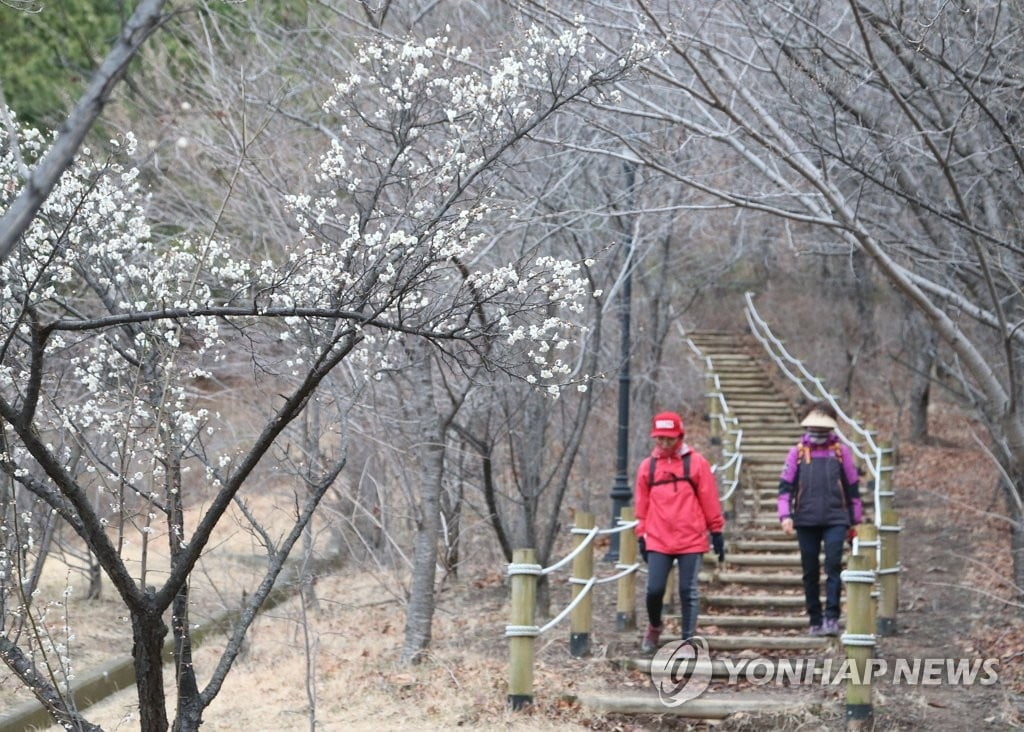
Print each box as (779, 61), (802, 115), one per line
(646, 551), (703, 640)
(796, 524), (846, 625)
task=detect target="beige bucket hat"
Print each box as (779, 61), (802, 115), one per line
(801, 410), (838, 430)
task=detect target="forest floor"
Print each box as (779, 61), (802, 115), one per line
(3, 407), (1023, 731)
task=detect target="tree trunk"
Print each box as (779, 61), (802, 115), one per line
(86, 553), (103, 600)
(170, 584), (202, 732)
(440, 476), (462, 581)
(400, 351), (446, 664)
(1005, 477), (1024, 604)
(301, 400), (321, 610)
(908, 315), (937, 444)
(132, 602), (170, 732)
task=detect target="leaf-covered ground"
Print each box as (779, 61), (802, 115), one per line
(4, 406), (1022, 730)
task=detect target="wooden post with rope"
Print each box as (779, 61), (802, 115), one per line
(706, 375), (721, 445)
(877, 508), (900, 636)
(842, 551), (876, 729)
(570, 511), (595, 657)
(506, 548), (539, 710)
(855, 522), (880, 632)
(616, 507), (637, 631)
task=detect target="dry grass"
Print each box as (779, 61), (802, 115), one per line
(3, 405), (1022, 730)
(26, 569), (619, 731)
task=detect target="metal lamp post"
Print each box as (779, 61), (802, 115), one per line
(603, 160), (636, 562)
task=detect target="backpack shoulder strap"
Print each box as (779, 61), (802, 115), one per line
(833, 442), (850, 489)
(798, 442), (811, 464)
(647, 453), (697, 492)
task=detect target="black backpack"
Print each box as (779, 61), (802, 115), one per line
(647, 453), (695, 493)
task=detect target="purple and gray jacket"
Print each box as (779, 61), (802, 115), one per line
(777, 433), (863, 528)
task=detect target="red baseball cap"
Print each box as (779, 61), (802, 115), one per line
(650, 411), (684, 438)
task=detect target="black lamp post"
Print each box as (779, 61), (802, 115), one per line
(603, 161), (636, 562)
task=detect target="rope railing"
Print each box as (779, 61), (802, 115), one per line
(680, 325), (744, 515)
(505, 509), (640, 709)
(743, 292), (890, 518)
(743, 292), (900, 643)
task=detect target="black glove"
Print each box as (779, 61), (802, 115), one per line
(638, 537), (648, 563)
(711, 532), (725, 563)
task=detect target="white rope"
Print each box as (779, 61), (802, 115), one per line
(504, 625), (540, 637)
(841, 569), (876, 584)
(506, 562), (542, 576)
(744, 292), (886, 570)
(840, 633), (876, 647)
(596, 519), (638, 536)
(593, 562), (640, 584)
(538, 577), (597, 634)
(679, 326), (744, 503)
(541, 525), (599, 575)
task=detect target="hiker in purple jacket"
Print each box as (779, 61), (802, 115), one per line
(777, 401), (863, 636)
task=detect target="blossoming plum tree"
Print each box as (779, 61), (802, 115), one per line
(0, 19), (647, 731)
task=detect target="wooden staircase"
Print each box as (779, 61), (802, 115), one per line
(582, 330), (841, 719)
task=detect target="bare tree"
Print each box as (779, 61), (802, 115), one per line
(534, 0), (1024, 585)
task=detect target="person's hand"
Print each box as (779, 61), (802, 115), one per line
(847, 526), (858, 548)
(780, 517), (794, 536)
(711, 532), (725, 563)
(638, 537), (648, 563)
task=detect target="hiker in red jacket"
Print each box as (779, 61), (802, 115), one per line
(635, 411), (725, 652)
(778, 401), (863, 637)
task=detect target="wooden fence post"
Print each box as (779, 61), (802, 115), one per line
(507, 548), (540, 710)
(855, 523), (880, 633)
(842, 552), (876, 729)
(616, 507), (637, 631)
(877, 508), (900, 636)
(723, 418), (740, 518)
(876, 439), (895, 516)
(706, 374), (721, 445)
(570, 512), (595, 657)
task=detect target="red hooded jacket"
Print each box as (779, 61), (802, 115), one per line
(635, 443), (725, 555)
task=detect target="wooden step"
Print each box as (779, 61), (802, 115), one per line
(714, 571), (802, 585)
(732, 540), (798, 552)
(724, 554), (801, 567)
(703, 593), (805, 608)
(706, 634), (831, 650)
(732, 529), (790, 541)
(576, 690), (831, 718)
(616, 656), (829, 677)
(703, 614), (809, 629)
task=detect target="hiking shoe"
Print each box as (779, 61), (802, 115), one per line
(823, 618), (840, 636)
(808, 624), (826, 637)
(641, 624), (663, 653)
